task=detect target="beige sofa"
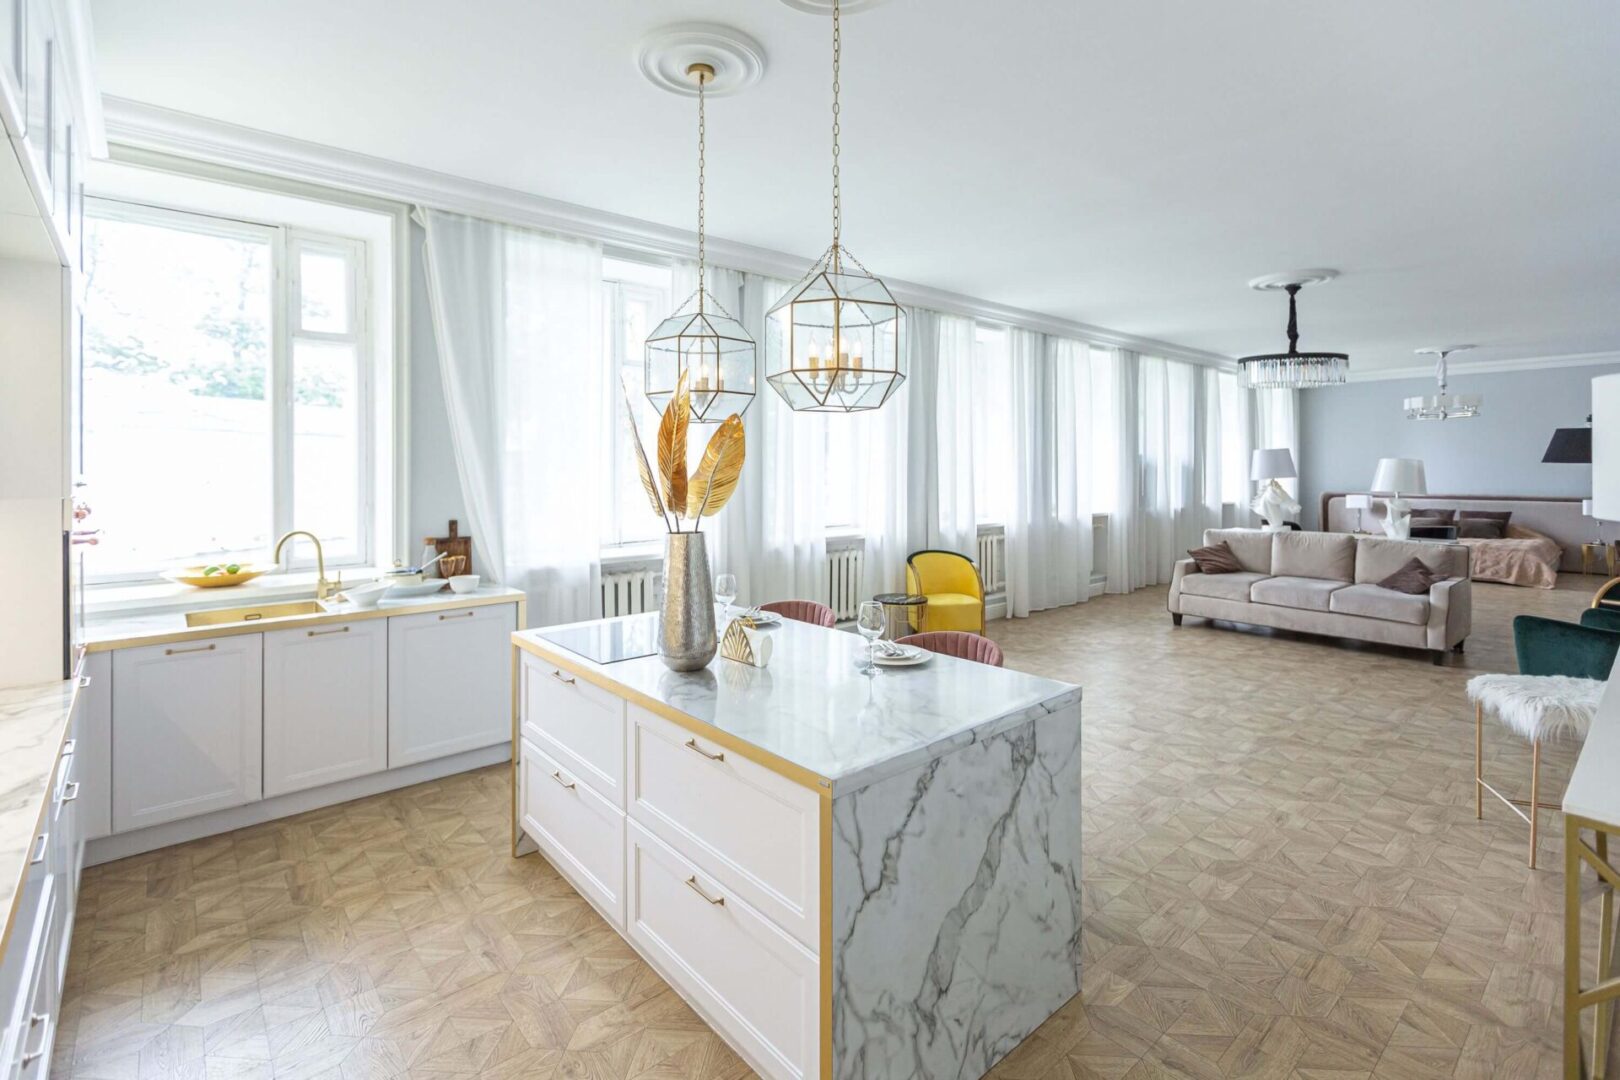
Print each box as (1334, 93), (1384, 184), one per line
(1168, 529), (1473, 664)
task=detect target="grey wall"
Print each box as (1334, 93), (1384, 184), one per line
(406, 222), (469, 551)
(1298, 363), (1612, 528)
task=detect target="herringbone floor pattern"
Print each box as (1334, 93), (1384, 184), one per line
(55, 578), (1609, 1078)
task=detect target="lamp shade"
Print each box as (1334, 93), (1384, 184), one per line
(1371, 457), (1427, 495)
(1345, 494), (1372, 510)
(1543, 427), (1593, 464)
(1250, 448), (1297, 481)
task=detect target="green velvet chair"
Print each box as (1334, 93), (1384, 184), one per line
(1514, 613), (1620, 680)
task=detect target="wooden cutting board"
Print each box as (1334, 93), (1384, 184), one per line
(425, 520), (474, 577)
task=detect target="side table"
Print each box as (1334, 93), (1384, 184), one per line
(872, 593), (927, 640)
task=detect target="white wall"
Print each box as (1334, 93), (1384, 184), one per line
(1298, 363), (1613, 527)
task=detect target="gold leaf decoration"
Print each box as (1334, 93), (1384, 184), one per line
(658, 370), (690, 520)
(687, 414), (745, 518)
(618, 375), (669, 529)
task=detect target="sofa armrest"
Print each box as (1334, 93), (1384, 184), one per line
(1427, 576), (1472, 650)
(1168, 558), (1200, 613)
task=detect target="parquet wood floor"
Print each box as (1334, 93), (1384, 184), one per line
(55, 577), (1610, 1079)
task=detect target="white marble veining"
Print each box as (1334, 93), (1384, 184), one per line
(830, 701), (1084, 1079)
(0, 676), (77, 951)
(85, 585), (525, 652)
(519, 613), (1080, 794)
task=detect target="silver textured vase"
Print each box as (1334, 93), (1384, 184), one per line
(659, 531), (716, 671)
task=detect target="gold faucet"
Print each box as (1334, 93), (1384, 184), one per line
(273, 530), (337, 600)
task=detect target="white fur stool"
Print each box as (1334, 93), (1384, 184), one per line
(1468, 673), (1603, 868)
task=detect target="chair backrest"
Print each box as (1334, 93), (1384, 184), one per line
(759, 599), (837, 628)
(1515, 614), (1620, 681)
(905, 550), (983, 599)
(896, 631), (1004, 668)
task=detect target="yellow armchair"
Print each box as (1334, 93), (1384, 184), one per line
(905, 550), (986, 634)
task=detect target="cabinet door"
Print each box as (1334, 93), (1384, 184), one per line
(387, 603), (516, 767)
(264, 619), (387, 797)
(112, 634), (262, 833)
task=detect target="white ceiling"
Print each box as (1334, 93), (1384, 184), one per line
(89, 0), (1620, 372)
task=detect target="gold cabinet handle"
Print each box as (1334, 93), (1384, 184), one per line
(60, 739), (75, 757)
(29, 834), (46, 865)
(684, 875), (725, 906)
(438, 610), (476, 621)
(684, 738), (724, 762)
(77, 675), (91, 688)
(62, 782), (81, 803)
(549, 669), (576, 686)
(549, 770), (576, 791)
(165, 643), (216, 656)
(307, 626), (350, 637)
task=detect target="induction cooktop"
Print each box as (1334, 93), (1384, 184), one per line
(537, 612), (659, 665)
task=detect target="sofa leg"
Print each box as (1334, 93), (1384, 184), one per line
(1432, 650), (1446, 666)
(1453, 639), (1466, 654)
(1171, 613), (1183, 627)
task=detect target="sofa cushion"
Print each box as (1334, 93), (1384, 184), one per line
(1354, 536), (1468, 584)
(1200, 529), (1272, 574)
(1271, 532), (1356, 582)
(1331, 583), (1431, 625)
(1187, 541), (1244, 574)
(1180, 571), (1267, 604)
(1250, 575), (1348, 612)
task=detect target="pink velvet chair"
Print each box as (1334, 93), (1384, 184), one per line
(895, 631), (1004, 668)
(758, 599), (837, 628)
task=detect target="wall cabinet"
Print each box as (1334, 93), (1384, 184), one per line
(388, 604), (516, 767)
(111, 634), (263, 833)
(264, 619), (387, 797)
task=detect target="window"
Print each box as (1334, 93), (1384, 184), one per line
(82, 200), (374, 582)
(972, 324), (1012, 524)
(602, 255), (672, 548)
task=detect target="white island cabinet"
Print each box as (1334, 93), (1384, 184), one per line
(513, 613), (1084, 1080)
(111, 634), (263, 833)
(264, 618), (387, 797)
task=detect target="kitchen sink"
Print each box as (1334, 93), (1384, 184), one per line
(184, 600), (329, 627)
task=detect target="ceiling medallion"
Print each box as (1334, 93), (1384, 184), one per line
(635, 24), (766, 98)
(1237, 270), (1349, 389)
(775, 0), (889, 12)
(645, 62), (757, 422)
(765, 0), (905, 414)
(1404, 345), (1479, 420)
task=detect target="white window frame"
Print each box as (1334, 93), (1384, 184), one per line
(83, 197), (376, 583)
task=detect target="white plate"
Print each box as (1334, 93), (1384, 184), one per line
(736, 610), (781, 626)
(872, 646), (930, 667)
(386, 580), (449, 597)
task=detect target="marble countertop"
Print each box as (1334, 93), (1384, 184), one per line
(85, 585), (526, 651)
(516, 613), (1081, 795)
(0, 674), (78, 954)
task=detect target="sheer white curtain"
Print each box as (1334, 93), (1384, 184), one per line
(1237, 386), (1301, 524)
(418, 208), (605, 627)
(1104, 348), (1144, 592)
(903, 309), (978, 560)
(1003, 330), (1094, 617)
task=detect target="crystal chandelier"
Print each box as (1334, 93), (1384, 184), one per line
(765, 0), (905, 413)
(1238, 272), (1349, 390)
(646, 62), (757, 422)
(1404, 345), (1479, 420)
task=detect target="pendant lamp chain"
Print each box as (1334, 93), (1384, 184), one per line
(696, 65), (707, 308)
(830, 0), (841, 267)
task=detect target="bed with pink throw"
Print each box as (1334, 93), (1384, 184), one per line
(1460, 524), (1563, 589)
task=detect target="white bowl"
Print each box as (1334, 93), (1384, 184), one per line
(385, 579), (447, 597)
(447, 574), (480, 594)
(343, 581), (391, 610)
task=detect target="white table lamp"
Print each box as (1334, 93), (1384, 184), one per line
(1370, 457), (1427, 538)
(1345, 493), (1373, 533)
(1250, 448), (1300, 532)
(1585, 498), (1600, 543)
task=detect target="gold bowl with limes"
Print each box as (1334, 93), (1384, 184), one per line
(164, 563), (270, 588)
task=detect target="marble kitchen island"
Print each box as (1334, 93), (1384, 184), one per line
(512, 613), (1082, 1080)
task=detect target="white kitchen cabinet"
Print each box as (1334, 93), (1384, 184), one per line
(388, 603), (516, 767)
(111, 634), (262, 833)
(264, 619), (387, 797)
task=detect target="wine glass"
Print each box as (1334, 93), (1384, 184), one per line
(715, 573), (738, 623)
(856, 600), (886, 675)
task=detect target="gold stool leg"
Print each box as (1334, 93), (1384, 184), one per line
(1476, 701), (1484, 820)
(1598, 831), (1615, 1080)
(1570, 817), (1588, 1080)
(1531, 740), (1542, 870)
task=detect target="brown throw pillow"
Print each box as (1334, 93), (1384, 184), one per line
(1379, 556), (1440, 594)
(1187, 541), (1243, 574)
(1410, 508), (1456, 525)
(1457, 519), (1507, 540)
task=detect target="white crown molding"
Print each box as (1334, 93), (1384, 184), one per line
(99, 96), (1233, 370)
(1347, 350), (1620, 383)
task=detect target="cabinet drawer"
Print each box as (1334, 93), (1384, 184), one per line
(0, 873), (54, 1078)
(627, 820), (819, 1080)
(521, 653), (625, 807)
(629, 706), (820, 951)
(520, 739), (625, 929)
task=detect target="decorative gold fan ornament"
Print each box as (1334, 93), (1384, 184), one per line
(621, 371), (745, 533)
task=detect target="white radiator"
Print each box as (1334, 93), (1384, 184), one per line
(826, 545), (865, 622)
(601, 566), (661, 617)
(977, 529), (1007, 593)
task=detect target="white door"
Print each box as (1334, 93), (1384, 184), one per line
(387, 603), (516, 767)
(264, 619), (387, 797)
(111, 634), (262, 833)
